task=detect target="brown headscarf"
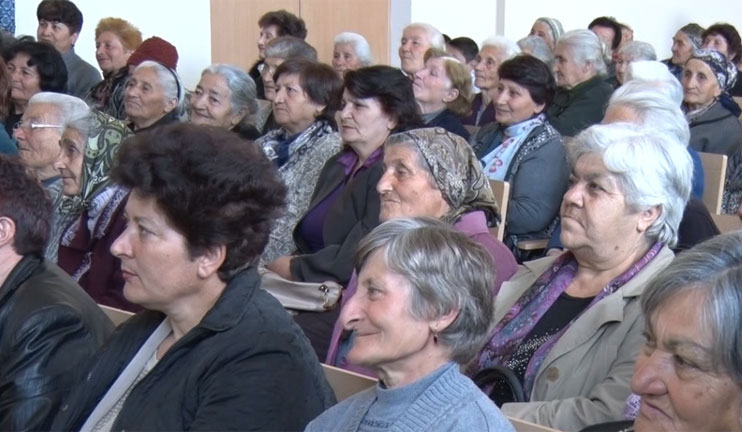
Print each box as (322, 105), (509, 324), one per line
(385, 127), (501, 225)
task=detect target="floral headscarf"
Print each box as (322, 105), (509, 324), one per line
(59, 110), (132, 216)
(385, 127), (501, 225)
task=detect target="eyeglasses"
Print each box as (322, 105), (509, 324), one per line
(13, 120), (63, 132)
(258, 62), (279, 76)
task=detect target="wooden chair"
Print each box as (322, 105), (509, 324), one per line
(321, 364), (377, 402)
(489, 180), (510, 241)
(98, 304), (135, 327)
(711, 213), (742, 234)
(698, 152), (728, 214)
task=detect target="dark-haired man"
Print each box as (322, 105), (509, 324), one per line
(0, 155), (113, 430)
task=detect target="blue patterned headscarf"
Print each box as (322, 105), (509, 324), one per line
(690, 48), (738, 91)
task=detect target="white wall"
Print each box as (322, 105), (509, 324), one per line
(410, 0), (499, 50)
(15, 0), (211, 89)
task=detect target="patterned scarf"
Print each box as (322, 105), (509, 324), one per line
(58, 110), (132, 216)
(260, 120), (335, 169)
(385, 127), (501, 225)
(474, 242), (662, 396)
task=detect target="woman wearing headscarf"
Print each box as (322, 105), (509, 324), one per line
(326, 127), (518, 373)
(661, 23), (704, 81)
(683, 49), (742, 157)
(529, 17), (564, 52)
(53, 110), (138, 311)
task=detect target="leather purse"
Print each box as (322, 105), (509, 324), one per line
(258, 268), (342, 312)
(472, 365), (527, 407)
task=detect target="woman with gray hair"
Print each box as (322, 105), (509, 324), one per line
(190, 63), (260, 140)
(123, 60), (183, 132)
(462, 36), (520, 126)
(548, 29), (614, 136)
(583, 232), (742, 432)
(332, 32), (373, 76)
(471, 123), (693, 430)
(52, 109), (138, 310)
(398, 22), (446, 76)
(517, 35), (553, 65)
(307, 218), (515, 432)
(614, 41), (657, 85)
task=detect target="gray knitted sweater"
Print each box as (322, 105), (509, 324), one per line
(305, 362), (515, 432)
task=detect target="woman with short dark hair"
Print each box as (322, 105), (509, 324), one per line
(51, 123), (335, 431)
(470, 54), (568, 255)
(257, 59), (344, 263)
(2, 38), (67, 136)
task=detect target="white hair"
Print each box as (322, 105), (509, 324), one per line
(556, 29), (607, 76)
(569, 123), (692, 247)
(28, 92), (89, 127)
(334, 32), (373, 66)
(134, 60), (184, 109)
(405, 22), (446, 51)
(627, 60), (684, 105)
(480, 36), (521, 59)
(609, 80), (690, 146)
(518, 35), (553, 64)
(202, 64), (258, 115)
(618, 41), (657, 63)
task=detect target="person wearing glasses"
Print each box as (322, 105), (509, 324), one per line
(12, 92), (88, 194)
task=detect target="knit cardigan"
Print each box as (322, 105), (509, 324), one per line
(305, 363), (515, 432)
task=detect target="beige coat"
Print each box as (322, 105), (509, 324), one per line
(499, 246), (674, 431)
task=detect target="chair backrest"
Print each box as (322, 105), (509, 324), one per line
(99, 304), (135, 327)
(711, 213), (742, 234)
(698, 152), (728, 214)
(489, 180), (510, 241)
(321, 363), (377, 402)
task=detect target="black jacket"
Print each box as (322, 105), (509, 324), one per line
(0, 255), (113, 431)
(426, 109), (470, 140)
(51, 266), (336, 431)
(547, 75), (614, 137)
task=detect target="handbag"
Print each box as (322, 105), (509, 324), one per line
(472, 365), (527, 407)
(258, 268), (342, 312)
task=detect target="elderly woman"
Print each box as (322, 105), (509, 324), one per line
(0, 58), (14, 154)
(413, 50), (473, 139)
(614, 41), (657, 85)
(662, 23), (704, 81)
(471, 55), (568, 255)
(471, 123), (693, 431)
(53, 109), (137, 311)
(462, 36), (520, 126)
(258, 59), (343, 263)
(50, 123), (335, 431)
(190, 63), (260, 140)
(124, 60), (183, 132)
(86, 17), (142, 119)
(256, 36), (317, 133)
(702, 22), (742, 68)
(548, 30), (614, 137)
(398, 22), (446, 77)
(326, 127), (518, 371)
(2, 38), (67, 137)
(682, 49), (742, 157)
(583, 232), (742, 432)
(332, 32), (373, 76)
(307, 218), (515, 432)
(529, 17), (564, 52)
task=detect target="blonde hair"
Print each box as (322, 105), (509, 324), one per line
(95, 17), (142, 51)
(424, 49), (473, 117)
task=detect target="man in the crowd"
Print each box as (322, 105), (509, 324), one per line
(36, 0), (101, 97)
(0, 154), (113, 430)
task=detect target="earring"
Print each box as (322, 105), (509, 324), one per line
(432, 325), (439, 344)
